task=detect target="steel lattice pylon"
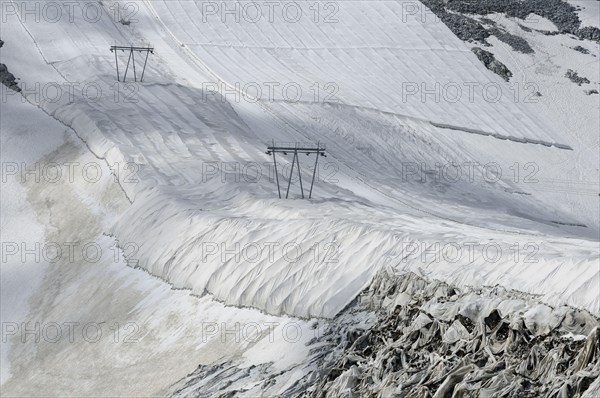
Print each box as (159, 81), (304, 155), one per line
(265, 141), (326, 199)
(110, 45), (154, 82)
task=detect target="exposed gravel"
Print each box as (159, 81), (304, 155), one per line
(518, 24), (533, 33)
(565, 69), (591, 86)
(577, 26), (600, 42)
(441, 0), (599, 42)
(419, 0), (599, 81)
(0, 40), (21, 92)
(489, 27), (535, 54)
(573, 45), (590, 54)
(0, 64), (21, 92)
(438, 12), (491, 43)
(471, 47), (513, 81)
(423, 0), (600, 42)
(419, 0), (491, 44)
(479, 17), (497, 27)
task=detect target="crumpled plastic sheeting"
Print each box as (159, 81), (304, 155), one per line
(166, 269), (599, 397)
(297, 269), (599, 398)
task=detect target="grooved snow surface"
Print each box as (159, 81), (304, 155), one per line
(2, 0), (599, 322)
(150, 0), (568, 146)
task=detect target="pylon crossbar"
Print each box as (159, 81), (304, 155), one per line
(110, 46), (154, 52)
(267, 146), (325, 153)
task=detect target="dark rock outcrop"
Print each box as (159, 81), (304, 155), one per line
(565, 69), (591, 86)
(0, 40), (21, 92)
(471, 47), (513, 81)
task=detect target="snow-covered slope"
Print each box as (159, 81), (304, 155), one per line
(0, 79), (316, 395)
(2, 0), (597, 322)
(1, 0), (599, 393)
(149, 0), (571, 147)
